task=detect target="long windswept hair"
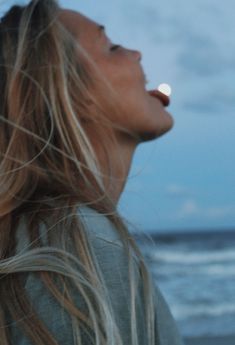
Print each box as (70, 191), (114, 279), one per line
(0, 1), (156, 344)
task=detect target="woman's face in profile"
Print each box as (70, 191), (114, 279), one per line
(60, 9), (173, 141)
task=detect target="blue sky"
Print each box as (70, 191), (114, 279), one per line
(2, 0), (235, 232)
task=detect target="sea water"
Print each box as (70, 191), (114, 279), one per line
(135, 230), (235, 338)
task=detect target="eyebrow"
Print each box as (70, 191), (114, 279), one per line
(98, 25), (105, 37)
(98, 25), (105, 32)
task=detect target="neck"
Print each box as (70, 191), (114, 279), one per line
(108, 144), (137, 204)
(98, 134), (138, 205)
(84, 120), (139, 205)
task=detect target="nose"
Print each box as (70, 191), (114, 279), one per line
(131, 49), (142, 62)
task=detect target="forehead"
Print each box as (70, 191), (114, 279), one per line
(59, 9), (99, 39)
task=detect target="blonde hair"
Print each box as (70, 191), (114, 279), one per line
(0, 1), (156, 344)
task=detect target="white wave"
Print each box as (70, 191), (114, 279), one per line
(172, 303), (235, 320)
(151, 249), (235, 264)
(196, 265), (235, 276)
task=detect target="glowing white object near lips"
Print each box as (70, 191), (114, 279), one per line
(158, 83), (172, 97)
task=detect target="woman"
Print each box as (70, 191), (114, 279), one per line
(0, 1), (184, 344)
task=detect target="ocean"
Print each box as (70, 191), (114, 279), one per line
(134, 230), (235, 339)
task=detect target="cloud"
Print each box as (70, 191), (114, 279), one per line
(175, 200), (235, 221)
(165, 184), (193, 198)
(177, 199), (200, 218)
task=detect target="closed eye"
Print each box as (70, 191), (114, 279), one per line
(110, 44), (120, 51)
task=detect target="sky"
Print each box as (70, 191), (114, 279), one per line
(1, 0), (235, 232)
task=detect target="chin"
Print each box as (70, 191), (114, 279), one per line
(138, 111), (174, 142)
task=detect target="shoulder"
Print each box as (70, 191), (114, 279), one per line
(16, 205), (125, 252)
(75, 205), (141, 281)
(154, 284), (185, 345)
(15, 204), (140, 274)
(77, 205), (124, 245)
(12, 206), (143, 344)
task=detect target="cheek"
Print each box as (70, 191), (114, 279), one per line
(116, 67), (140, 93)
(101, 56), (140, 92)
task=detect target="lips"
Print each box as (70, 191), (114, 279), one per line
(148, 89), (170, 107)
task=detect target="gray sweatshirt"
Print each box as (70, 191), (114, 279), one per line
(8, 206), (184, 345)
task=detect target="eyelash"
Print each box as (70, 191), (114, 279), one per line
(110, 44), (120, 51)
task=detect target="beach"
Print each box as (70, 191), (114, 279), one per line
(184, 335), (235, 345)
